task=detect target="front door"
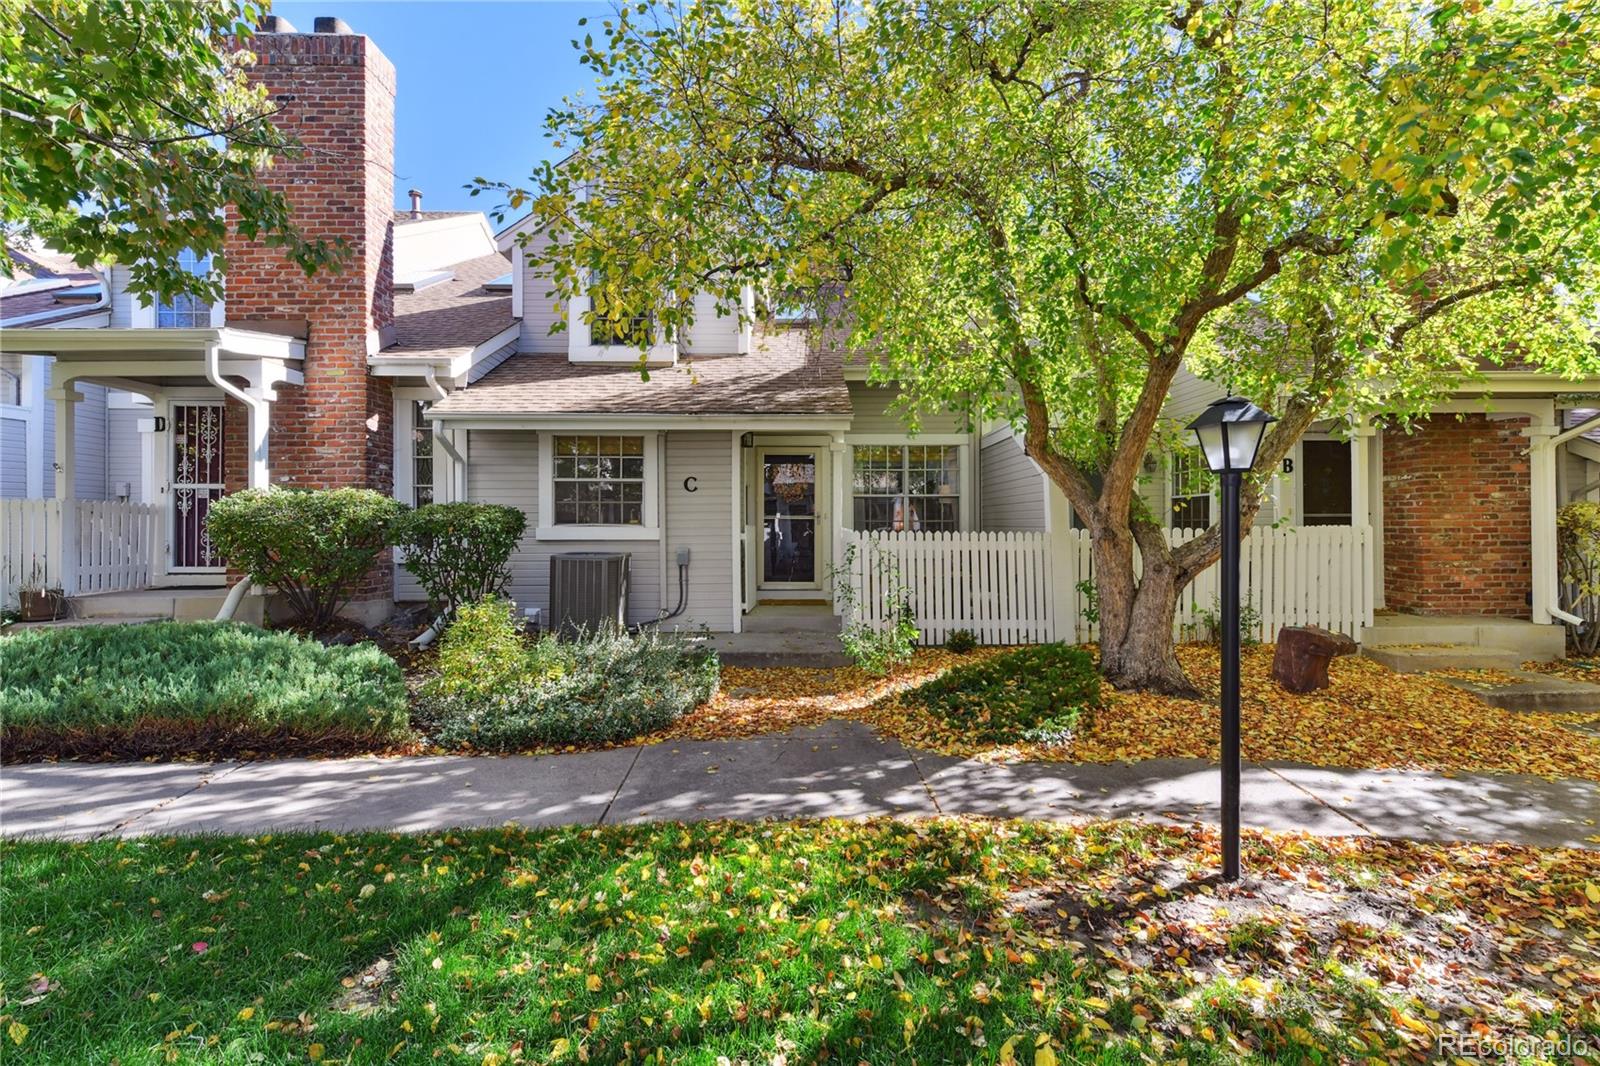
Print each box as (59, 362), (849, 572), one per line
(170, 401), (226, 570)
(760, 451), (819, 587)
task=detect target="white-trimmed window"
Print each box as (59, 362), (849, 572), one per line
(1169, 447), (1212, 530)
(852, 444), (959, 532)
(588, 274), (652, 347)
(552, 434), (646, 525)
(156, 249), (214, 327)
(410, 401), (434, 507)
(0, 367), (20, 407)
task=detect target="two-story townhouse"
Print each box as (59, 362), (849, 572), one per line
(3, 14), (1598, 669)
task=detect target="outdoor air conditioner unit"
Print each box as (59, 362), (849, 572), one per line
(549, 552), (629, 636)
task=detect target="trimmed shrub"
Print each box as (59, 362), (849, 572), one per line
(417, 626), (719, 751)
(0, 622), (410, 760)
(944, 628), (978, 654)
(394, 502), (527, 613)
(207, 488), (405, 629)
(424, 598), (563, 699)
(910, 643), (1101, 743)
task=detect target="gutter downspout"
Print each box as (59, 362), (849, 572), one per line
(1531, 413), (1598, 628)
(0, 265), (112, 326)
(205, 340), (266, 622)
(410, 365), (464, 647)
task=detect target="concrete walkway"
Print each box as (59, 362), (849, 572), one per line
(3, 723), (1597, 848)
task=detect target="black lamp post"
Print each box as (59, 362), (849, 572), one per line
(1185, 396), (1275, 882)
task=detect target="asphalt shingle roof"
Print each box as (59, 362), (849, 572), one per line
(386, 252), (516, 361)
(429, 327), (851, 417)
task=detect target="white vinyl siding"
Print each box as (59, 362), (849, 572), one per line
(978, 429), (1045, 531)
(664, 431), (736, 631)
(847, 381), (967, 435)
(680, 292), (743, 354)
(467, 430), (661, 626)
(516, 232), (566, 354)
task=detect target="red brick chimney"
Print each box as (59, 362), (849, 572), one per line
(221, 17), (399, 612)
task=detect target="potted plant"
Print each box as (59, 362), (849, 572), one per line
(15, 562), (64, 622)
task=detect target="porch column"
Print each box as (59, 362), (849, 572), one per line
(48, 380), (80, 595)
(1043, 478), (1075, 642)
(244, 391), (271, 491)
(829, 433), (847, 614)
(21, 356), (46, 498)
(1349, 422), (1377, 629)
(1527, 423), (1560, 624)
(729, 431), (744, 633)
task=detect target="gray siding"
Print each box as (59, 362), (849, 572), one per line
(664, 431), (735, 631)
(516, 234), (566, 354)
(108, 264), (136, 327)
(848, 381), (967, 435)
(106, 405), (145, 499)
(71, 382), (107, 500)
(466, 430), (662, 627)
(0, 417), (25, 498)
(978, 430), (1045, 531)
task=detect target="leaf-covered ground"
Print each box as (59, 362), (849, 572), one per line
(651, 645), (1600, 781)
(3, 820), (1596, 1064)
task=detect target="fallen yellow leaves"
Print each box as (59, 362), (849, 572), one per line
(646, 644), (1600, 780)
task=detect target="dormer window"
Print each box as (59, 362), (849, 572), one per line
(588, 273), (651, 347)
(156, 249), (214, 328)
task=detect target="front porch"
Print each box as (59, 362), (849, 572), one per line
(0, 325), (303, 611)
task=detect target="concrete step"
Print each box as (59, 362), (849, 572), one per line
(1439, 668), (1600, 714)
(1362, 644), (1527, 673)
(705, 629), (850, 668)
(1360, 615), (1565, 660)
(739, 606), (841, 635)
(69, 588), (261, 623)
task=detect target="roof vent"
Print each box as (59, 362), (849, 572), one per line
(408, 188), (423, 220)
(257, 14), (297, 32)
(313, 16), (354, 33)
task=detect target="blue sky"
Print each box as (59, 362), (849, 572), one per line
(273, 1), (608, 219)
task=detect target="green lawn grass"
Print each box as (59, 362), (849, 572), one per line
(2, 820), (1594, 1064)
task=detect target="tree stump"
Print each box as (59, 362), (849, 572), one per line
(1271, 626), (1357, 693)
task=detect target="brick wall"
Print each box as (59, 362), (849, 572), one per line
(223, 28), (398, 607)
(1381, 413), (1531, 617)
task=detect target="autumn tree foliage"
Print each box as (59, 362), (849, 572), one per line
(486, 0), (1600, 693)
(0, 0), (343, 302)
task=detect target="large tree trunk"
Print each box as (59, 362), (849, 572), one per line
(1091, 524), (1202, 697)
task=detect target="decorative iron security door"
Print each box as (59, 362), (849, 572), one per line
(170, 402), (225, 569)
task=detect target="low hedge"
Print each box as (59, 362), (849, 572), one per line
(0, 622), (410, 760)
(909, 643), (1101, 743)
(416, 610), (719, 751)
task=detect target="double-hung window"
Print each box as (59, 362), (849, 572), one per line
(852, 445), (959, 532)
(156, 249), (214, 327)
(1169, 447), (1213, 530)
(552, 435), (646, 525)
(588, 273), (652, 347)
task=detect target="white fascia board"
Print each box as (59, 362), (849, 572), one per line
(427, 411), (854, 432)
(0, 325), (302, 360)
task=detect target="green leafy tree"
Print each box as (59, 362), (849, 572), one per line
(0, 0), (343, 302)
(485, 0), (1600, 693)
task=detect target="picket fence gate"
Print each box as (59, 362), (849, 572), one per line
(841, 525), (1374, 646)
(0, 498), (162, 608)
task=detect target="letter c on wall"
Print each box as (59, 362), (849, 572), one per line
(683, 476), (698, 493)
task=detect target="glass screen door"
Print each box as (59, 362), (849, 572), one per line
(761, 451), (818, 586)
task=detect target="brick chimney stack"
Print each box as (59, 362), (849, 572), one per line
(221, 17), (399, 613)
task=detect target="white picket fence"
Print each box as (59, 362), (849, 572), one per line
(842, 530), (1054, 644)
(841, 525), (1374, 646)
(0, 498), (162, 608)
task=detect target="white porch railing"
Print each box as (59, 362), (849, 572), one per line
(1, 498), (162, 607)
(841, 524), (1375, 646)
